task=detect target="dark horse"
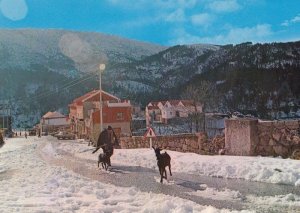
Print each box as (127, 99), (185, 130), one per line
(0, 132), (4, 148)
(152, 147), (172, 183)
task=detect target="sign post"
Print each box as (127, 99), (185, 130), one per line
(144, 127), (156, 149)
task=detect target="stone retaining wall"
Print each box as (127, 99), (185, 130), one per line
(257, 120), (300, 158)
(120, 134), (200, 153)
(120, 133), (225, 155)
(120, 118), (300, 158)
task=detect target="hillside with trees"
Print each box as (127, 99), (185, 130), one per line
(0, 29), (299, 126)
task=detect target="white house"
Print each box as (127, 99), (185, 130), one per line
(145, 101), (162, 126)
(40, 111), (69, 132)
(146, 100), (202, 125)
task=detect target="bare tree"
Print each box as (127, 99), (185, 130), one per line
(181, 81), (217, 132)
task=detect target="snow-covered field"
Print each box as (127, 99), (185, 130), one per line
(57, 139), (300, 186)
(0, 137), (256, 213)
(1, 136), (300, 212)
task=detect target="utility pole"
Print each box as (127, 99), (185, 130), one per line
(2, 110), (3, 131)
(0, 102), (4, 131)
(99, 64), (105, 133)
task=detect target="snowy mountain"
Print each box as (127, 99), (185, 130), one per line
(0, 29), (166, 75)
(0, 29), (299, 127)
(108, 41), (300, 118)
(0, 29), (166, 127)
(107, 44), (220, 98)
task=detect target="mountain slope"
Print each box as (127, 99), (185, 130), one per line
(108, 41), (300, 118)
(0, 29), (166, 127)
(106, 44), (220, 99)
(0, 29), (166, 75)
(1, 29), (299, 127)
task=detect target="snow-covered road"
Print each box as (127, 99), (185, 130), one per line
(0, 136), (300, 212)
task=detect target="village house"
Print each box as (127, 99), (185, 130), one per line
(40, 111), (70, 133)
(146, 100), (202, 126)
(68, 90), (99, 138)
(69, 90), (132, 142)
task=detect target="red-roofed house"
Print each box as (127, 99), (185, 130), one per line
(68, 90), (99, 137)
(69, 90), (132, 142)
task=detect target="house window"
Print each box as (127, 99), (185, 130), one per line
(117, 112), (124, 120)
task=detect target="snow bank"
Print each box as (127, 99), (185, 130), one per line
(247, 193), (300, 209)
(0, 137), (29, 154)
(0, 137), (253, 213)
(189, 185), (244, 201)
(55, 141), (300, 186)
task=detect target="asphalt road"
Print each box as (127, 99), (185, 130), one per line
(38, 139), (300, 213)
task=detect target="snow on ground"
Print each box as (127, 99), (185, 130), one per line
(188, 185), (245, 201)
(189, 184), (300, 210)
(0, 137), (254, 213)
(56, 140), (300, 186)
(247, 193), (300, 209)
(42, 138), (300, 211)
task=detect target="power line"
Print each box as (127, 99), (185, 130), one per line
(13, 71), (98, 103)
(29, 72), (97, 101)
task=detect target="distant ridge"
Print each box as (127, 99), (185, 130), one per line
(0, 29), (299, 126)
(0, 28), (167, 75)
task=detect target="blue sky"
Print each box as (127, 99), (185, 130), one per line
(0, 0), (299, 46)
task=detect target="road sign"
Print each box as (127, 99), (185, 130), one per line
(144, 127), (156, 149)
(144, 127), (156, 138)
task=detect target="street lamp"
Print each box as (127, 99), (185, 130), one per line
(99, 63), (105, 133)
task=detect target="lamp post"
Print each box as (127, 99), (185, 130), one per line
(99, 64), (105, 133)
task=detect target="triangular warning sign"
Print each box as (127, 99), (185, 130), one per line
(144, 127), (156, 138)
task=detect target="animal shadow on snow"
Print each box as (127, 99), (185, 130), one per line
(108, 165), (154, 174)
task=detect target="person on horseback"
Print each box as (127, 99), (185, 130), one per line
(92, 126), (119, 166)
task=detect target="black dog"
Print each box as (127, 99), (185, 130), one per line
(152, 146), (172, 183)
(98, 153), (110, 171)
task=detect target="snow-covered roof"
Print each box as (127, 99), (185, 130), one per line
(43, 111), (66, 119)
(81, 90), (120, 103)
(148, 100), (198, 108)
(42, 111), (53, 118)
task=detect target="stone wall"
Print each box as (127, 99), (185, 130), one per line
(120, 134), (200, 153)
(120, 132), (225, 155)
(256, 120), (300, 158)
(119, 118), (300, 158)
(225, 118), (300, 158)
